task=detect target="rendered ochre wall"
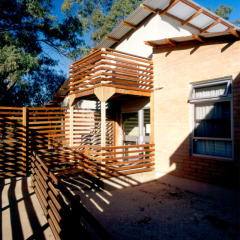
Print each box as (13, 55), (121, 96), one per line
(153, 40), (240, 187)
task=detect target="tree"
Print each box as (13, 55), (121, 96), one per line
(6, 66), (66, 107)
(61, 0), (144, 59)
(208, 4), (240, 27)
(0, 0), (83, 106)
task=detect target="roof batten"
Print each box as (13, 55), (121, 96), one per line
(200, 19), (221, 33)
(105, 36), (120, 42)
(121, 21), (137, 29)
(140, 4), (157, 13)
(159, 0), (180, 16)
(182, 8), (203, 26)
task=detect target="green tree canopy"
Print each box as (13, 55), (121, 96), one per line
(208, 4), (240, 27)
(61, 0), (144, 59)
(0, 0), (83, 106)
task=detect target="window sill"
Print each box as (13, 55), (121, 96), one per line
(191, 154), (233, 162)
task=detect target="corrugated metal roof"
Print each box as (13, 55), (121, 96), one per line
(167, 1), (197, 21)
(97, 39), (115, 49)
(189, 13), (215, 29)
(108, 24), (132, 40)
(207, 23), (228, 33)
(96, 0), (239, 49)
(144, 0), (170, 10)
(124, 6), (151, 26)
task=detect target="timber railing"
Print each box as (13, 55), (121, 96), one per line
(68, 48), (154, 95)
(31, 144), (154, 239)
(0, 107), (115, 178)
(31, 149), (114, 240)
(35, 143), (155, 180)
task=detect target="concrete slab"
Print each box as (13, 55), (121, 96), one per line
(0, 177), (54, 240)
(156, 172), (240, 205)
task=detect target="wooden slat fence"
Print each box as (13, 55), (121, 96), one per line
(0, 107), (26, 178)
(0, 107), (115, 178)
(28, 107), (70, 151)
(84, 144), (155, 178)
(30, 143), (155, 238)
(73, 108), (114, 146)
(31, 150), (114, 240)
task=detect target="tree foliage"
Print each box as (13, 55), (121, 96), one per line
(0, 0), (83, 106)
(208, 4), (240, 27)
(62, 0), (144, 59)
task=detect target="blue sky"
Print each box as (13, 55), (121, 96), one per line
(50, 0), (240, 77)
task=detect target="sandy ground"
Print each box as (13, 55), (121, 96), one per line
(63, 177), (240, 240)
(0, 177), (53, 240)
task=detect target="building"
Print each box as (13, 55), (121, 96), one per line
(52, 0), (240, 188)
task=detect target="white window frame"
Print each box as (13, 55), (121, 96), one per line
(189, 77), (233, 160)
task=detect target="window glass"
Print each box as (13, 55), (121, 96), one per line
(189, 77), (232, 159)
(194, 102), (231, 138)
(193, 140), (232, 158)
(192, 83), (228, 99)
(143, 109), (150, 136)
(122, 112), (138, 136)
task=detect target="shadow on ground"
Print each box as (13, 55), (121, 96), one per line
(0, 177), (53, 240)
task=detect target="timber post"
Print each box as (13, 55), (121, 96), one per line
(70, 106), (74, 147)
(23, 107), (29, 175)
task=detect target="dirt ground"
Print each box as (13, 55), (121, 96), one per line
(63, 177), (240, 240)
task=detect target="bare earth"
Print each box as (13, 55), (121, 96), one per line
(64, 177), (240, 240)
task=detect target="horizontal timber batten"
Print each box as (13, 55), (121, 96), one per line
(68, 48), (153, 98)
(0, 106), (115, 177)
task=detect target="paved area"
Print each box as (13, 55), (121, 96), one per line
(0, 177), (54, 240)
(66, 174), (240, 240)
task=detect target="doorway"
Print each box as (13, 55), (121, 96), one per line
(122, 108), (150, 146)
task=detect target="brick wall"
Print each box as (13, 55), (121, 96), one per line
(153, 39), (240, 188)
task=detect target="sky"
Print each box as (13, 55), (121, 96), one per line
(50, 0), (240, 77)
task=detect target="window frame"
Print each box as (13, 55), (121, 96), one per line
(189, 77), (233, 160)
(188, 78), (231, 101)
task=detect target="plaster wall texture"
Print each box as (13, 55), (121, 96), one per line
(115, 14), (198, 58)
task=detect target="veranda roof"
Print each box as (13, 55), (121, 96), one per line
(96, 0), (239, 49)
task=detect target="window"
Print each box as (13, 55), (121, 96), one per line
(189, 77), (233, 159)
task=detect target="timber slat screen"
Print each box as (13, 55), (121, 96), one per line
(0, 107), (26, 178)
(35, 143), (155, 180)
(84, 144), (155, 178)
(31, 144), (154, 239)
(73, 108), (114, 146)
(31, 150), (114, 240)
(0, 107), (115, 177)
(68, 48), (154, 95)
(28, 107), (70, 150)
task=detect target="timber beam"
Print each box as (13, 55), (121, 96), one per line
(140, 4), (157, 13)
(121, 21), (137, 29)
(159, 0), (180, 16)
(94, 86), (116, 102)
(164, 38), (177, 46)
(105, 36), (120, 42)
(182, 8), (203, 26)
(145, 41), (158, 48)
(69, 94), (80, 107)
(200, 19), (221, 33)
(227, 28), (240, 38)
(192, 33), (204, 42)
